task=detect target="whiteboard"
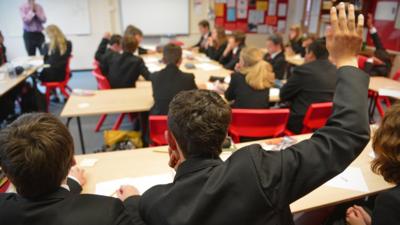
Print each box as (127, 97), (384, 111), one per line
(120, 0), (189, 36)
(0, 0), (91, 37)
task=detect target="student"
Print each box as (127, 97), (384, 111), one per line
(107, 35), (151, 89)
(219, 30), (246, 70)
(192, 20), (211, 53)
(150, 44), (197, 115)
(264, 34), (287, 80)
(301, 34), (317, 50)
(280, 39), (337, 134)
(225, 47), (275, 109)
(94, 32), (122, 76)
(204, 26), (228, 61)
(0, 113), (144, 225)
(118, 5), (370, 224)
(288, 24), (305, 57)
(0, 31), (7, 65)
(346, 103), (400, 225)
(364, 13), (392, 77)
(39, 25), (72, 82)
(124, 25), (155, 55)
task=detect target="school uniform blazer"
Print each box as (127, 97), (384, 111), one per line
(0, 43), (7, 65)
(205, 41), (227, 61)
(364, 31), (391, 77)
(264, 51), (287, 80)
(225, 72), (270, 109)
(280, 59), (337, 133)
(94, 38), (115, 76)
(40, 40), (72, 82)
(107, 52), (150, 89)
(219, 44), (245, 70)
(290, 38), (305, 57)
(131, 66), (370, 225)
(193, 32), (211, 53)
(150, 64), (197, 115)
(372, 185), (400, 225)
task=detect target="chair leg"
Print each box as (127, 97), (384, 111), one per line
(60, 87), (70, 99)
(95, 114), (108, 132)
(112, 113), (126, 130)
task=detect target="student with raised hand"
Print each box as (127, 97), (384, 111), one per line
(39, 25), (72, 82)
(94, 32), (122, 76)
(346, 103), (400, 225)
(204, 26), (228, 61)
(219, 30), (246, 70)
(150, 44), (197, 115)
(0, 113), (144, 225)
(191, 20), (211, 53)
(119, 4), (370, 225)
(280, 39), (337, 134)
(124, 25), (156, 55)
(264, 33), (287, 80)
(107, 35), (151, 89)
(287, 24), (305, 57)
(225, 47), (275, 109)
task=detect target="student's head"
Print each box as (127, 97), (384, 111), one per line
(239, 47), (275, 90)
(305, 39), (329, 63)
(167, 90), (231, 167)
(0, 113), (75, 199)
(45, 25), (67, 55)
(124, 25), (144, 44)
(0, 31), (3, 44)
(162, 43), (182, 66)
(109, 34), (122, 52)
(289, 24), (302, 41)
(211, 26), (227, 46)
(228, 30), (246, 48)
(302, 34), (317, 48)
(122, 35), (138, 54)
(198, 20), (210, 35)
(266, 34), (283, 54)
(372, 103), (400, 185)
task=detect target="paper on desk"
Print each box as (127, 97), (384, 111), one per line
(270, 88), (280, 97)
(378, 88), (400, 99)
(220, 152), (232, 161)
(325, 167), (369, 193)
(194, 55), (211, 62)
(147, 63), (162, 73)
(196, 63), (221, 71)
(95, 173), (174, 196)
(79, 158), (98, 167)
(143, 57), (160, 64)
(183, 50), (194, 58)
(28, 59), (44, 67)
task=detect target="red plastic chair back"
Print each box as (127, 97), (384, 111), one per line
(169, 40), (185, 47)
(149, 115), (168, 146)
(0, 180), (10, 193)
(229, 108), (290, 143)
(393, 69), (400, 81)
(93, 60), (102, 74)
(92, 70), (110, 90)
(302, 102), (333, 133)
(357, 55), (368, 70)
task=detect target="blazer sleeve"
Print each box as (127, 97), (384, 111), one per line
(219, 51), (232, 65)
(123, 196), (147, 225)
(224, 73), (237, 101)
(138, 58), (151, 81)
(253, 66), (370, 207)
(371, 190), (400, 225)
(279, 70), (303, 101)
(273, 56), (287, 80)
(370, 32), (385, 50)
(188, 74), (198, 90)
(95, 38), (109, 61)
(66, 177), (82, 194)
(111, 198), (146, 225)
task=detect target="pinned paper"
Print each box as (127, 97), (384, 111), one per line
(79, 158), (98, 167)
(375, 2), (398, 21)
(237, 0), (248, 19)
(267, 0), (277, 16)
(277, 20), (286, 32)
(256, 1), (268, 11)
(215, 3), (225, 17)
(266, 16), (278, 26)
(278, 3), (287, 16)
(227, 0), (236, 7)
(249, 10), (265, 24)
(227, 8), (236, 21)
(325, 167), (369, 193)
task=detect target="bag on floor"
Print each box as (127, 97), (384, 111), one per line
(99, 130), (143, 152)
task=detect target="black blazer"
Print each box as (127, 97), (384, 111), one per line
(372, 185), (400, 225)
(107, 52), (150, 89)
(225, 72), (269, 109)
(134, 66), (370, 225)
(138, 46), (148, 55)
(290, 39), (305, 57)
(150, 64), (197, 115)
(0, 43), (6, 65)
(193, 32), (211, 53)
(205, 41), (227, 61)
(264, 51), (287, 80)
(364, 32), (391, 77)
(95, 38), (116, 76)
(219, 44), (245, 70)
(40, 40), (72, 82)
(280, 59), (337, 133)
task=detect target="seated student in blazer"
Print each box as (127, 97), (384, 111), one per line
(280, 39), (337, 134)
(191, 20), (211, 53)
(124, 25), (156, 55)
(264, 34), (287, 80)
(0, 113), (144, 225)
(219, 30), (246, 70)
(39, 25), (72, 82)
(204, 26), (228, 61)
(94, 32), (122, 76)
(107, 35), (151, 89)
(0, 31), (7, 65)
(150, 44), (197, 115)
(346, 103), (400, 225)
(225, 47), (275, 109)
(287, 24), (305, 57)
(116, 5), (371, 224)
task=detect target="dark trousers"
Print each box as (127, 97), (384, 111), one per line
(23, 31), (45, 56)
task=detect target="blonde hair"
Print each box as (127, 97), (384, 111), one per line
(290, 24), (303, 41)
(239, 47), (275, 90)
(45, 25), (67, 55)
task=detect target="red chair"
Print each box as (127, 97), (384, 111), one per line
(0, 180), (10, 193)
(302, 102), (333, 134)
(93, 60), (102, 75)
(357, 55), (368, 70)
(149, 115), (168, 146)
(393, 69), (400, 81)
(42, 57), (73, 112)
(169, 40), (185, 47)
(228, 109), (290, 143)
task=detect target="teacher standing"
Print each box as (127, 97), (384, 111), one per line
(19, 0), (46, 56)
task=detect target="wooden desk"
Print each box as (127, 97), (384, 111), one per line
(367, 77), (400, 121)
(75, 134), (393, 214)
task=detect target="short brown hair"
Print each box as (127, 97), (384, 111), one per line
(124, 25), (143, 37)
(168, 90), (231, 159)
(110, 34), (122, 46)
(122, 35), (138, 53)
(371, 103), (400, 184)
(198, 20), (210, 29)
(0, 113), (74, 198)
(163, 44), (182, 65)
(232, 30), (246, 46)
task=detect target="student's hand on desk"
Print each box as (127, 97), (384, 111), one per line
(69, 166), (86, 186)
(326, 3), (363, 68)
(346, 205), (371, 225)
(117, 185), (140, 201)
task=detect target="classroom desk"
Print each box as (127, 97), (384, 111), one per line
(75, 134), (394, 214)
(367, 77), (400, 121)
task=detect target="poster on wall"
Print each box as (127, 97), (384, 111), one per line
(227, 8), (236, 21)
(237, 0), (248, 18)
(396, 5), (400, 29)
(267, 0), (277, 16)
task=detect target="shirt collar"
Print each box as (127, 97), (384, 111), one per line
(270, 51), (282, 59)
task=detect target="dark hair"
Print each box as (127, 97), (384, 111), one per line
(0, 113), (74, 199)
(267, 34), (283, 46)
(372, 103), (400, 184)
(110, 34), (122, 46)
(163, 43), (182, 65)
(232, 30), (246, 46)
(307, 39), (329, 59)
(168, 90), (231, 159)
(198, 20), (210, 29)
(122, 35), (138, 53)
(124, 25), (143, 37)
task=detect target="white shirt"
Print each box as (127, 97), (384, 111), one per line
(270, 51), (282, 59)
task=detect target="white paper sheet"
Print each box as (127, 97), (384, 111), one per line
(249, 10), (265, 24)
(146, 63), (163, 73)
(194, 55), (211, 63)
(325, 167), (369, 193)
(378, 88), (400, 99)
(375, 2), (398, 21)
(196, 63), (221, 71)
(79, 158), (98, 167)
(270, 88), (280, 97)
(268, 0), (277, 16)
(143, 57), (160, 64)
(237, 0), (248, 19)
(278, 3), (287, 17)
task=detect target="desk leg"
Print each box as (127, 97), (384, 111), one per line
(369, 95), (378, 124)
(76, 117), (86, 154)
(66, 117), (72, 128)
